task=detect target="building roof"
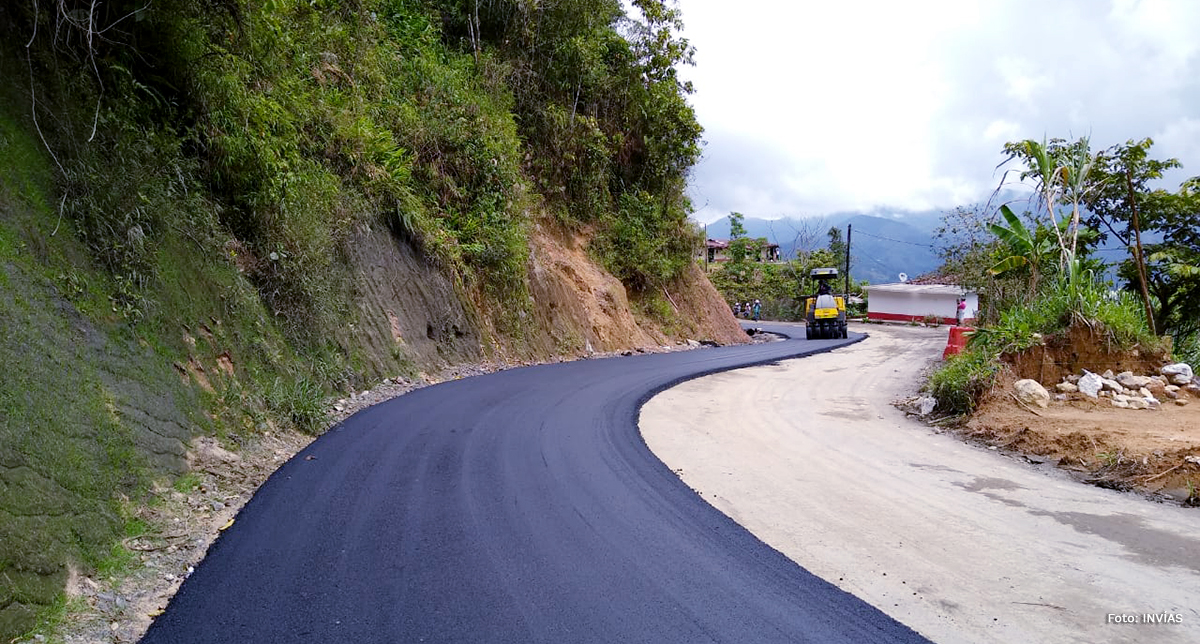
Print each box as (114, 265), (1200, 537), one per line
(863, 282), (974, 296)
(705, 238), (779, 249)
(907, 272), (960, 286)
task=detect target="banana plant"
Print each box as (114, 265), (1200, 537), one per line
(1001, 137), (1099, 280)
(987, 205), (1055, 296)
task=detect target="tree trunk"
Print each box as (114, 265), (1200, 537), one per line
(1126, 169), (1156, 334)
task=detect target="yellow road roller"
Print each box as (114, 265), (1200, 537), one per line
(804, 267), (847, 340)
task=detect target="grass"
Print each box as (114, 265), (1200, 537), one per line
(16, 593), (89, 644)
(928, 276), (1159, 416)
(926, 348), (1001, 415)
(173, 472), (202, 494)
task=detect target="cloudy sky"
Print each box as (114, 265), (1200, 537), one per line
(677, 0), (1200, 224)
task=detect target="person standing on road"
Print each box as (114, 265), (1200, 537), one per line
(956, 297), (966, 326)
(752, 299), (762, 321)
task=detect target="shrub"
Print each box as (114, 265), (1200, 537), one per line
(927, 348), (1001, 415)
(968, 278), (1159, 356)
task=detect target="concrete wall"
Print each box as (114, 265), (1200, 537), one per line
(867, 288), (977, 325)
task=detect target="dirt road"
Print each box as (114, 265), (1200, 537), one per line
(641, 322), (1200, 644)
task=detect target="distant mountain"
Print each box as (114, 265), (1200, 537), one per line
(701, 211), (941, 284)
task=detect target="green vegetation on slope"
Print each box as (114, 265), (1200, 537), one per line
(0, 0), (705, 636)
(927, 137), (1189, 415)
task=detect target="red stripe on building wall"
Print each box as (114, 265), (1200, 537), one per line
(867, 311), (975, 325)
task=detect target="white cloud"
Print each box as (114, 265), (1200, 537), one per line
(680, 0), (1200, 223)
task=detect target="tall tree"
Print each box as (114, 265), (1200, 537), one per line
(827, 226), (846, 262)
(1084, 138), (1183, 332)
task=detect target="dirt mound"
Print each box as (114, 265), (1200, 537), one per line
(1002, 322), (1168, 385)
(963, 368), (1200, 504)
(525, 217), (746, 356)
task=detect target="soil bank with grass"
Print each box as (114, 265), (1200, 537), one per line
(0, 1), (743, 638)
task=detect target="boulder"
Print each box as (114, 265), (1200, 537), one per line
(1013, 379), (1050, 408)
(1161, 363), (1194, 380)
(1177, 399), (1190, 406)
(1111, 394), (1130, 403)
(1116, 372), (1153, 389)
(1139, 387), (1153, 398)
(1145, 397), (1161, 410)
(1102, 369), (1115, 380)
(1078, 371), (1103, 398)
(1172, 374), (1193, 385)
(1111, 399), (1130, 409)
(1128, 398), (1149, 410)
(1101, 378), (1123, 392)
(1056, 382), (1079, 393)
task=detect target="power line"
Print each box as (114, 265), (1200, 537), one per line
(851, 229), (935, 248)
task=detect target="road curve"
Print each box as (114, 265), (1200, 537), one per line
(141, 329), (928, 643)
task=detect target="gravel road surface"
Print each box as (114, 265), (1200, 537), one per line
(642, 322), (1200, 644)
(141, 329), (928, 643)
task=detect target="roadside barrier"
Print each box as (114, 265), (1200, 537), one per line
(943, 326), (973, 359)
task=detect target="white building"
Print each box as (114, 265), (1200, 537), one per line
(863, 282), (977, 325)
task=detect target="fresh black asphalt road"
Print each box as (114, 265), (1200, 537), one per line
(141, 326), (929, 643)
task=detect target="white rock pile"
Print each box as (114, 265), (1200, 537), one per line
(1047, 363), (1199, 410)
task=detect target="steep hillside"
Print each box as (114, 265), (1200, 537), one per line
(0, 0), (742, 637)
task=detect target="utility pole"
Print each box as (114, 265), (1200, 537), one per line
(844, 223), (852, 297)
(703, 224), (709, 273)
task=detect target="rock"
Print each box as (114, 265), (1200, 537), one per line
(1161, 363), (1194, 379)
(1101, 378), (1123, 392)
(1056, 382), (1079, 393)
(1078, 371), (1103, 398)
(1139, 387), (1152, 398)
(1054, 393), (1067, 402)
(1166, 384), (1181, 392)
(685, 339), (701, 347)
(1145, 398), (1161, 410)
(188, 437), (241, 466)
(1111, 394), (1129, 403)
(1117, 372), (1153, 389)
(1176, 398), (1190, 406)
(1013, 379), (1050, 408)
(1172, 374), (1193, 385)
(1128, 398), (1148, 410)
(1102, 369), (1115, 379)
(1189, 383), (1200, 393)
(1111, 399), (1130, 409)
(1186, 455), (1200, 465)
(1066, 374), (1081, 384)
(1164, 389), (1179, 400)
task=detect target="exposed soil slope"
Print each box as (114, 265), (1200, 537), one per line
(963, 374), (1200, 503)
